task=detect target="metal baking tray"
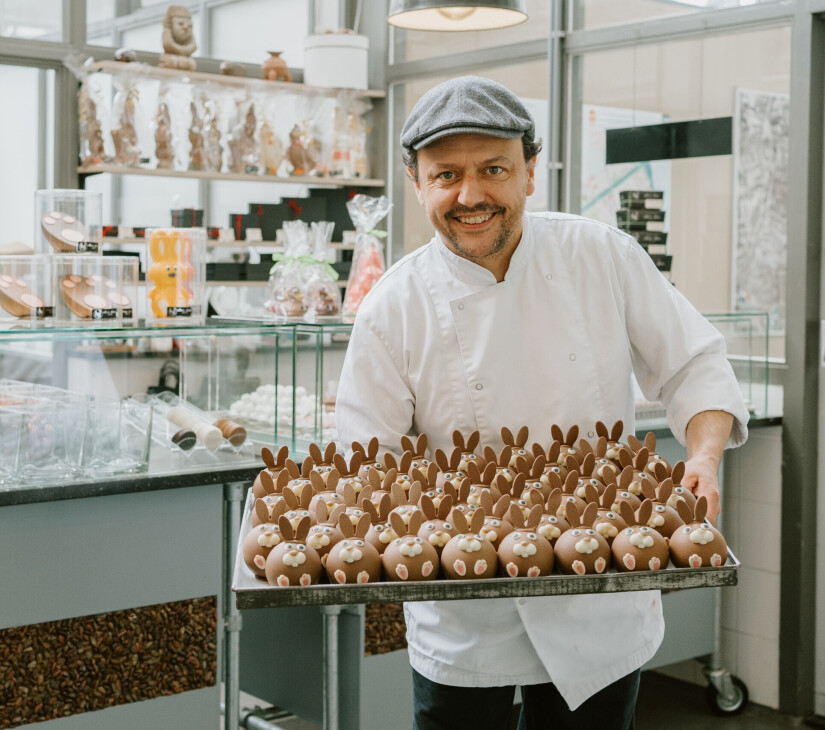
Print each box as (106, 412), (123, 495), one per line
(233, 491), (740, 610)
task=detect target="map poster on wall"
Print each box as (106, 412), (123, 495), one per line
(581, 105), (671, 228)
(731, 88), (789, 333)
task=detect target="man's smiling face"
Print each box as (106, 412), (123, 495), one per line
(412, 133), (535, 268)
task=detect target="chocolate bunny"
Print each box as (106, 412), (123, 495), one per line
(417, 493), (457, 556)
(452, 429), (486, 471)
(243, 520), (282, 578)
(307, 503), (346, 565)
(537, 489), (570, 546)
(627, 432), (671, 476)
(638, 478), (685, 539)
(553, 501), (610, 575)
(482, 444), (516, 485)
(264, 513), (322, 586)
(594, 420), (627, 463)
(501, 425), (534, 468)
(550, 424), (584, 465)
(498, 503), (554, 578)
(478, 491), (516, 550)
(354, 437), (386, 481)
(400, 433), (432, 472)
(363, 494), (399, 555)
(382, 510), (439, 581)
(669, 496), (728, 568)
(441, 507), (498, 579)
(590, 484), (628, 545)
(253, 445), (291, 499)
(434, 447), (467, 489)
(325, 511), (381, 584)
(652, 462), (696, 512)
(611, 500), (670, 572)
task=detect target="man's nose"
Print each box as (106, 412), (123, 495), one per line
(456, 175), (485, 207)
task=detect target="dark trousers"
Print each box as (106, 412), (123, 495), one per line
(412, 667), (640, 730)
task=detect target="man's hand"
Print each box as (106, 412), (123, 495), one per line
(684, 410), (734, 526)
(681, 454), (721, 525)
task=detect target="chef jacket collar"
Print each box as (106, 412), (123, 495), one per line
(434, 213), (533, 286)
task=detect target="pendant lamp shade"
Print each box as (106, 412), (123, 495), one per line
(388, 0), (528, 31)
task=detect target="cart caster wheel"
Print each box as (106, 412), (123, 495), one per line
(705, 675), (749, 715)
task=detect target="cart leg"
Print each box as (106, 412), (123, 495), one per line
(321, 605), (342, 730)
(223, 482), (246, 730)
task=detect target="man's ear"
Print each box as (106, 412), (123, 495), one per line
(407, 167), (424, 205)
(525, 156), (537, 197)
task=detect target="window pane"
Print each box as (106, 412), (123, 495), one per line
(211, 0), (309, 67)
(576, 26), (789, 355)
(571, 0), (784, 32)
(391, 0), (549, 64)
(1, 0), (62, 41)
(0, 66), (54, 249)
(399, 61), (548, 257)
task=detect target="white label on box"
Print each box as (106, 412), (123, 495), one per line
(118, 226), (134, 240)
(245, 227), (263, 242)
(218, 227), (236, 243)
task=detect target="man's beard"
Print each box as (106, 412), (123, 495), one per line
(438, 204), (517, 261)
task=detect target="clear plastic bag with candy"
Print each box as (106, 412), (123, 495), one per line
(342, 194), (391, 315)
(265, 220), (312, 320)
(304, 221), (342, 321)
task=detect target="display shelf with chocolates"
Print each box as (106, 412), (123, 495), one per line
(232, 428), (739, 609)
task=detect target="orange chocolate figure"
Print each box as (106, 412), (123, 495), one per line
(148, 229), (193, 317)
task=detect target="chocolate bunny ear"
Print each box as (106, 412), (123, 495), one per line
(452, 429), (466, 450)
(261, 446), (276, 470)
(357, 484), (374, 507)
(278, 514), (295, 541)
(671, 461), (686, 485)
(399, 452), (413, 474)
(675, 498), (693, 524)
(581, 452), (595, 477)
(657, 478), (673, 502)
(564, 499), (581, 527)
(383, 452), (399, 472)
(546, 440), (561, 464)
(309, 471), (325, 493)
(515, 425), (529, 448)
(355, 513), (371, 539)
(328, 504), (345, 525)
(637, 499), (653, 527)
(583, 482), (599, 505)
(529, 454), (546, 478)
(426, 462), (439, 487)
(617, 448), (634, 470)
(493, 494), (511, 518)
(376, 492), (393, 520)
(258, 470), (275, 495)
(578, 439), (594, 457)
(501, 426), (515, 447)
(652, 460), (669, 483)
(550, 424), (564, 443)
(640, 477), (656, 502)
(332, 453), (348, 476)
(633, 447), (649, 471)
(546, 488), (562, 515)
(297, 483), (313, 508)
(415, 433), (427, 455)
(352, 440), (366, 458)
(456, 477), (471, 501)
(694, 496), (708, 523)
(367, 436), (379, 460)
(400, 435), (414, 454)
(618, 499), (636, 526)
(449, 447), (462, 470)
(362, 500), (379, 523)
(300, 455), (315, 477)
(619, 465), (633, 490)
(308, 442), (323, 464)
(610, 420), (624, 443)
(407, 509), (425, 536)
(434, 448), (451, 472)
(507, 503), (524, 529)
(601, 483), (617, 509)
(338, 511), (354, 538)
(483, 445), (497, 465)
(282, 489), (299, 510)
(482, 461), (497, 484)
(626, 434), (644, 453)
(255, 498), (271, 525)
(390, 483), (407, 506)
(524, 504), (542, 530)
(437, 494), (454, 520)
(275, 469), (291, 493)
(469, 508), (486, 534)
(581, 501), (598, 528)
(595, 421), (609, 440)
(323, 442), (337, 463)
(450, 508), (469, 534)
(466, 460), (482, 483)
(389, 511), (407, 538)
(408, 481), (423, 505)
(594, 436), (608, 459)
(313, 500), (328, 524)
(326, 469), (341, 492)
(565, 425), (579, 446)
(466, 430), (480, 452)
(644, 432), (657, 453)
(339, 482), (355, 506)
(478, 490), (493, 513)
(285, 459), (301, 478)
(563, 471), (578, 495)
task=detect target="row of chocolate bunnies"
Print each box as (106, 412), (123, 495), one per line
(243, 422), (728, 587)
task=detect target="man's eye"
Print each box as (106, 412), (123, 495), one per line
(438, 171), (456, 180)
(487, 165), (503, 175)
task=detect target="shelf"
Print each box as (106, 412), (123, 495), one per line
(78, 163), (384, 188)
(103, 237), (355, 250)
(88, 60), (386, 100)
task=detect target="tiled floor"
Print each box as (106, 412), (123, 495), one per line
(226, 671), (816, 729)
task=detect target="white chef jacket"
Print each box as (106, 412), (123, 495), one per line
(335, 212), (749, 710)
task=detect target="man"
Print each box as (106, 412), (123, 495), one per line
(335, 76), (748, 730)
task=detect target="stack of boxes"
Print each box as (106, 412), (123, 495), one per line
(616, 190), (672, 276)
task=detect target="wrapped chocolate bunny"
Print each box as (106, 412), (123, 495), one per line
(304, 221), (342, 321)
(342, 194), (391, 315)
(265, 220), (312, 320)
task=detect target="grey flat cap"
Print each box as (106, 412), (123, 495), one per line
(401, 75), (535, 151)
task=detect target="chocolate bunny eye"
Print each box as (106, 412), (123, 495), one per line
(490, 520), (500, 527)
(640, 527), (650, 533)
(589, 479), (599, 486)
(355, 540), (364, 547)
(414, 537), (423, 544)
(606, 512), (616, 519)
(572, 529), (581, 536)
(444, 472), (453, 479)
(517, 449), (527, 456)
(532, 482), (541, 488)
(655, 505), (665, 512)
(297, 545), (306, 551)
(444, 523), (453, 530)
(527, 533), (537, 540)
(425, 522), (435, 530)
(585, 529), (596, 536)
(682, 526), (692, 533)
(323, 527), (332, 534)
(625, 528), (634, 535)
(512, 532), (521, 539)
(374, 525), (384, 532)
(550, 467), (561, 474)
(284, 543), (295, 550)
(548, 516), (558, 524)
(340, 540), (350, 547)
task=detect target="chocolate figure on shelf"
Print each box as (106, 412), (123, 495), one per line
(204, 109), (222, 172)
(188, 101), (205, 171)
(287, 123), (323, 177)
(260, 120), (284, 175)
(111, 86), (140, 166)
(227, 103), (258, 174)
(158, 5), (197, 71)
(261, 51), (291, 82)
(154, 101), (174, 169)
(79, 82), (106, 166)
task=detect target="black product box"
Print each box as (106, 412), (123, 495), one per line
(648, 253), (673, 272)
(619, 190), (664, 209)
(616, 208), (665, 223)
(245, 262), (272, 281)
(207, 262), (246, 281)
(228, 213), (262, 241)
(102, 225), (118, 238)
(171, 208), (204, 227)
(627, 230), (668, 247)
(618, 221), (666, 233)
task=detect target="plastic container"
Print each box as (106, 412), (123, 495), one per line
(81, 395), (153, 476)
(54, 255), (139, 324)
(35, 189), (102, 254)
(146, 227), (207, 324)
(303, 34), (369, 90)
(0, 255), (56, 324)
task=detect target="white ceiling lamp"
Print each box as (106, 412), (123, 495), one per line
(387, 0), (528, 32)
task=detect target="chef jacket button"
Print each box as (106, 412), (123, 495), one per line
(569, 354), (576, 361)
(588, 431), (594, 438)
(475, 383), (483, 391)
(457, 303), (464, 310)
(519, 598), (526, 605)
(545, 274), (553, 280)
